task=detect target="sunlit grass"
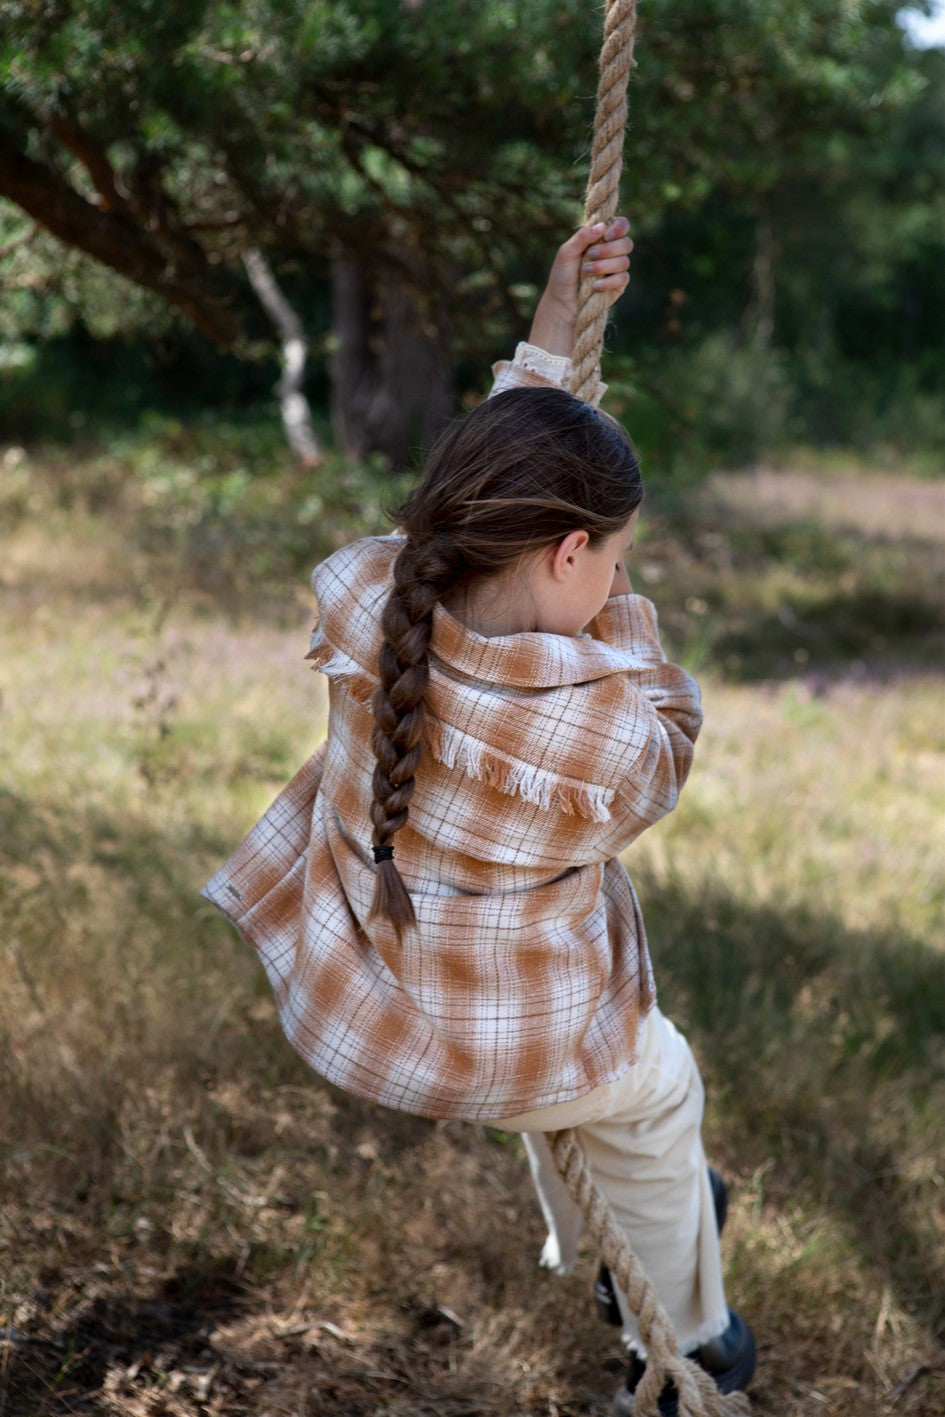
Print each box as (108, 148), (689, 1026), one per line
(1, 434), (943, 1415)
(634, 675), (945, 939)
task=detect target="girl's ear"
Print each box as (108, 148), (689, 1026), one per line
(548, 529), (590, 582)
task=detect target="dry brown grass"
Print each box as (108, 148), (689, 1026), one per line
(1, 446), (943, 1416)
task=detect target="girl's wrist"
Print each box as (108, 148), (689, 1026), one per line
(528, 294), (576, 360)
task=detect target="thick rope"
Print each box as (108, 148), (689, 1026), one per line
(548, 1130), (751, 1416)
(568, 0), (638, 405)
(558, 9), (751, 1411)
(553, 8), (751, 1412)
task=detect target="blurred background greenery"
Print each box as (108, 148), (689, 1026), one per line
(1, 0), (943, 475)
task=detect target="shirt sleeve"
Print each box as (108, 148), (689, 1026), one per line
(199, 743), (327, 929)
(490, 341), (607, 404)
(587, 594), (703, 848)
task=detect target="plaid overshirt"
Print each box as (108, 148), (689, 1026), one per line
(202, 355), (703, 1121)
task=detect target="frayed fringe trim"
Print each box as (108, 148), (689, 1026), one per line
(307, 635), (613, 821)
(306, 637), (377, 704)
(428, 720), (613, 822)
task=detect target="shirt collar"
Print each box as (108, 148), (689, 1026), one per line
(321, 535), (639, 691)
(430, 601), (637, 688)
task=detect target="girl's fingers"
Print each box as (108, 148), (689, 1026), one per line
(603, 216), (631, 241)
(583, 237), (633, 264)
(571, 216), (632, 255)
(560, 223), (605, 257)
(595, 274), (631, 300)
(583, 254), (631, 277)
(585, 250), (631, 295)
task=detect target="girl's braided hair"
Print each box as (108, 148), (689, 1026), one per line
(369, 385), (644, 937)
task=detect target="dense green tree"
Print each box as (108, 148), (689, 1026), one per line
(0, 0), (941, 461)
(1, 0), (601, 459)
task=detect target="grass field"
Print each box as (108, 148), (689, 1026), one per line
(1, 429), (943, 1416)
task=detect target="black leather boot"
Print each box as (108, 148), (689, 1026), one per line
(594, 1166), (729, 1327)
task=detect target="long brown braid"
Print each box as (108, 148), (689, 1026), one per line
(368, 536), (458, 932)
(368, 386), (644, 938)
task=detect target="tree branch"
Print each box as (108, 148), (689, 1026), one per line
(0, 137), (241, 345)
(46, 113), (133, 214)
(48, 111), (229, 277)
(0, 221), (38, 262)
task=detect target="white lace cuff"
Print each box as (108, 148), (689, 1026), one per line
(490, 342), (606, 404)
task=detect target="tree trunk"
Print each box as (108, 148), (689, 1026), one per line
(329, 254), (374, 460)
(741, 212), (776, 350)
(329, 251), (454, 469)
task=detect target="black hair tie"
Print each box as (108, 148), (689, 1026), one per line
(372, 844), (395, 863)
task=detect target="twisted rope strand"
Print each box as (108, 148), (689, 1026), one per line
(568, 0), (638, 404)
(555, 10), (752, 1413)
(548, 1131), (751, 1416)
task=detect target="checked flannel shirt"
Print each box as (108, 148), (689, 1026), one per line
(201, 347), (702, 1121)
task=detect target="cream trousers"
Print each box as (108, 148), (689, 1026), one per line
(492, 1007), (729, 1356)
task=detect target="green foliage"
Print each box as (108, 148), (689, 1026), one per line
(0, 410), (404, 599)
(606, 335), (794, 473)
(0, 0), (943, 463)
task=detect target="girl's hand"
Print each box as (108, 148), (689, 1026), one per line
(529, 217), (633, 359)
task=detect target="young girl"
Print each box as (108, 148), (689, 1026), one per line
(202, 221), (755, 1415)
